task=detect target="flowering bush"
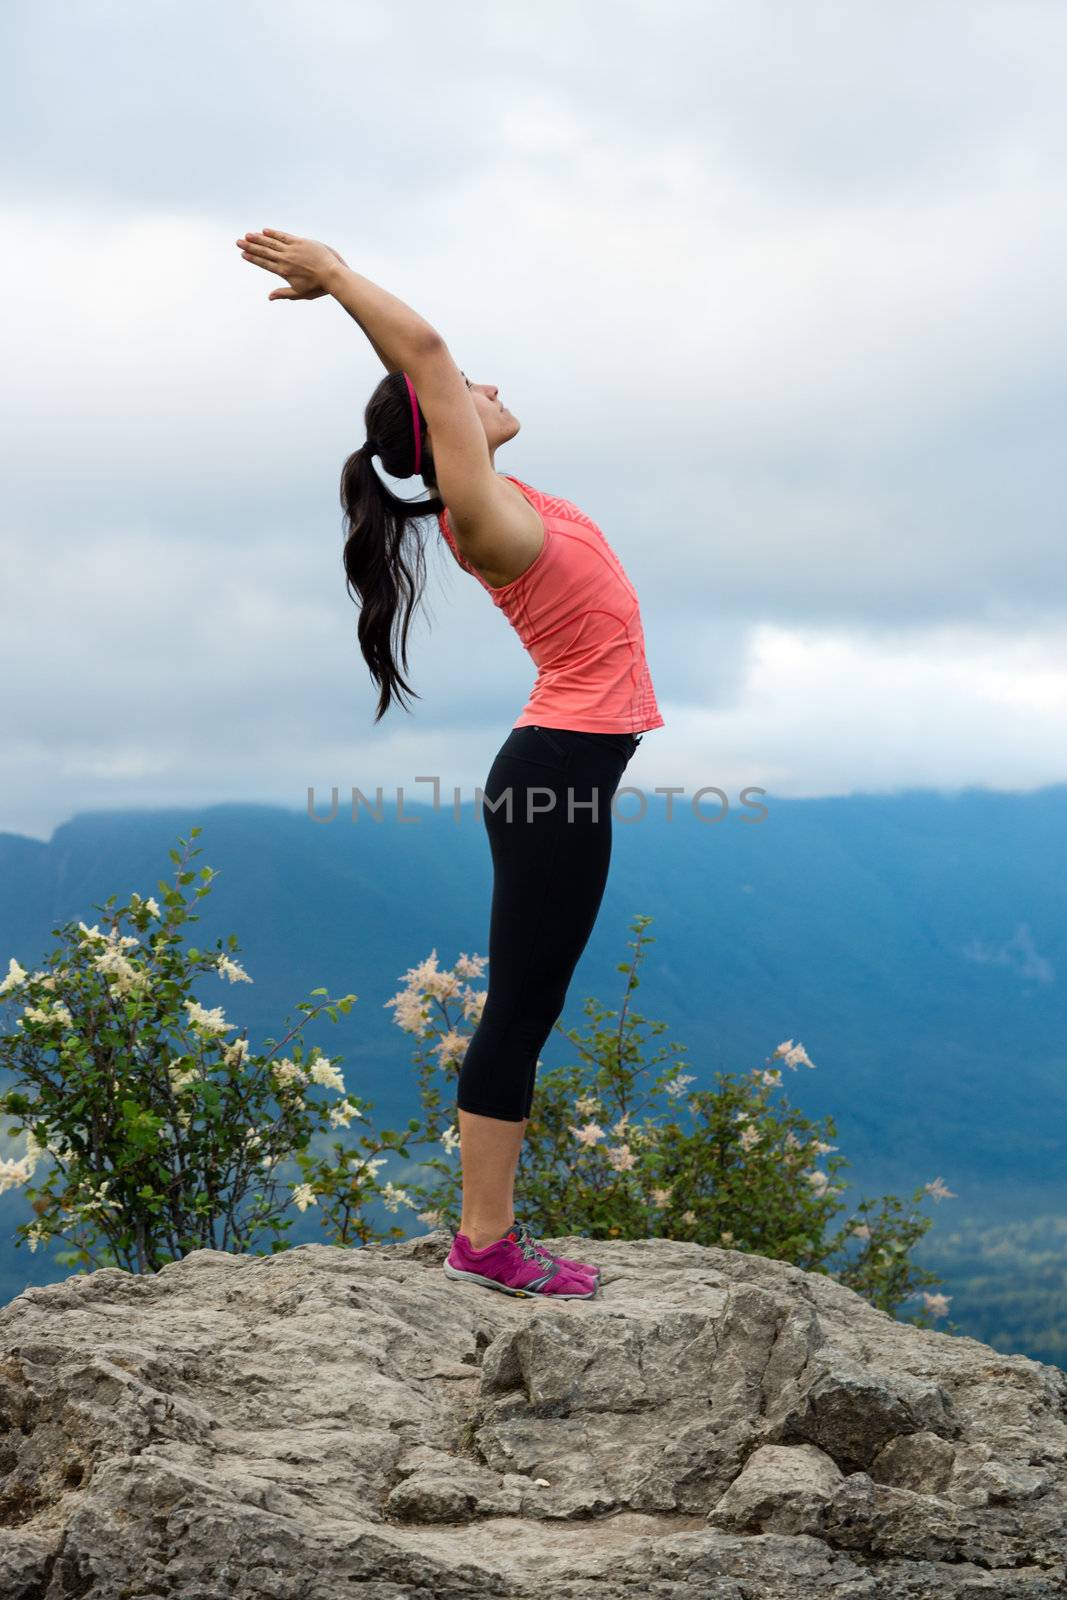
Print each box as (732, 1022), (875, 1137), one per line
(0, 828), (407, 1270)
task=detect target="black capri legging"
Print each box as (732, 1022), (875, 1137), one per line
(456, 723), (642, 1122)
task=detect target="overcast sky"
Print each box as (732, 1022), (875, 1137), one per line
(2, 0), (1065, 840)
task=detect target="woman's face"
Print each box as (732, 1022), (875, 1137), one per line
(461, 371), (521, 450)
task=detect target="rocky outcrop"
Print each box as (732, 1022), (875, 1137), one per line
(0, 1232), (1064, 1598)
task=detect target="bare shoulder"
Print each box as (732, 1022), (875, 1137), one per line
(446, 475), (546, 590)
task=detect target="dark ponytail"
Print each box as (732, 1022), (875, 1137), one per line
(340, 370), (444, 722)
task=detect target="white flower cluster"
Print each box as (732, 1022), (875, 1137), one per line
(348, 1154), (387, 1180)
(462, 989), (488, 1025)
(19, 1002), (73, 1030)
(384, 949), (488, 1037)
(167, 1057), (200, 1095)
(380, 1181), (415, 1213)
(73, 1176), (121, 1220)
(385, 987), (431, 1033)
(0, 1129), (42, 1195)
(307, 1055), (345, 1094)
(79, 922), (139, 951)
(271, 1058), (308, 1090)
(435, 1030), (469, 1066)
(452, 953), (487, 981)
(606, 1143), (637, 1172)
(329, 1098), (362, 1129)
(223, 1037), (250, 1069)
(184, 999), (234, 1034)
(93, 942), (145, 997)
(773, 1039), (815, 1070)
(0, 958), (28, 997)
(216, 954), (252, 985)
(664, 1073), (695, 1098)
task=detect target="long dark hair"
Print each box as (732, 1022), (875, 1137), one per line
(340, 370), (445, 722)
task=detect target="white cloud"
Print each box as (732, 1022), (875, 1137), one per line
(960, 924), (1055, 985)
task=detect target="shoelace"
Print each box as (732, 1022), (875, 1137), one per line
(512, 1223), (554, 1272)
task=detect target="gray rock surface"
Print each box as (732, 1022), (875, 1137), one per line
(0, 1231), (1064, 1598)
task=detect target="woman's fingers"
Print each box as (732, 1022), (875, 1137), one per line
(236, 232), (286, 259)
(242, 228), (293, 248)
(239, 239), (285, 262)
(241, 250), (284, 275)
(240, 236), (285, 259)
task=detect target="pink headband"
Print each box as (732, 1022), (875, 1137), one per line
(402, 372), (422, 475)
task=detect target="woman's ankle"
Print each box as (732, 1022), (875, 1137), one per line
(462, 1216), (515, 1250)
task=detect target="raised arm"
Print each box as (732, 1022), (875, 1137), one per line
(321, 257), (440, 375)
(322, 250), (391, 373)
(236, 229), (538, 567)
(323, 258), (534, 560)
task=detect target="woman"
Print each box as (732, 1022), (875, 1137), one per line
(236, 228), (665, 1300)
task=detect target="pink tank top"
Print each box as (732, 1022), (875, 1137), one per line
(438, 475), (664, 735)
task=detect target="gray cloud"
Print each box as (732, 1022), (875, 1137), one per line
(2, 0), (1066, 838)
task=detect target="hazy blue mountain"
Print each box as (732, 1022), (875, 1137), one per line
(0, 786), (1064, 1363)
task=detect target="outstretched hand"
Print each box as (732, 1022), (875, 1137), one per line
(235, 229), (347, 301)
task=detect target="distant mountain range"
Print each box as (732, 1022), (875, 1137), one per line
(1, 786), (1064, 1365)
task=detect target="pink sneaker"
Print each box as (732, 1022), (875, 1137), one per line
(512, 1218), (602, 1284)
(444, 1226), (598, 1298)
